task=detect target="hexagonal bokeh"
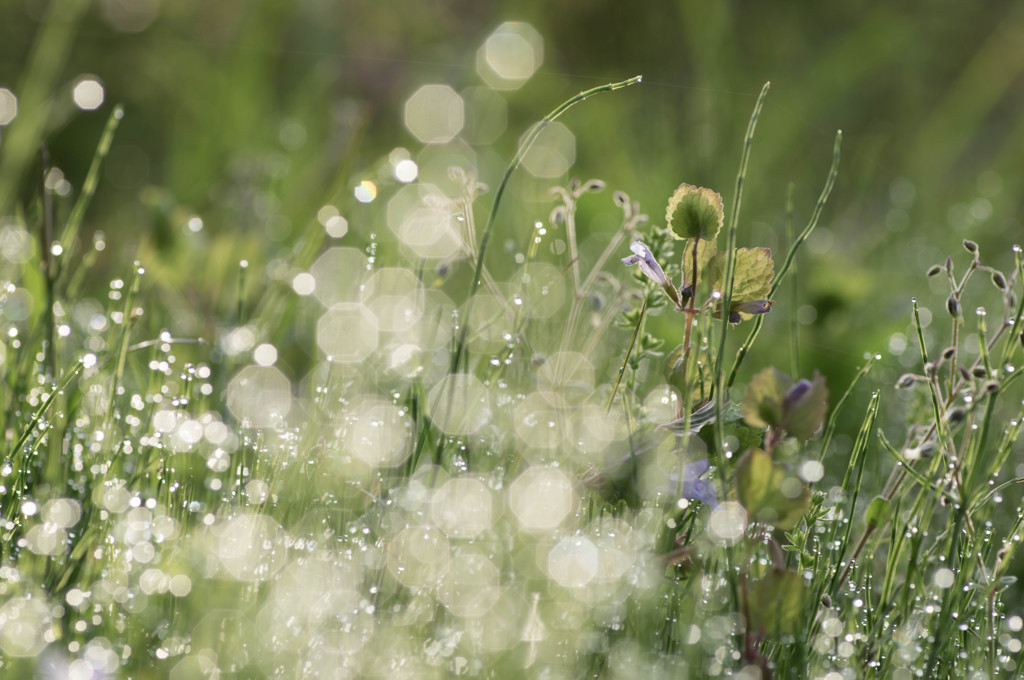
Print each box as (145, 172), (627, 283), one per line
(431, 477), (494, 539)
(404, 84), (464, 144)
(477, 21), (543, 91)
(426, 372), (491, 435)
(361, 267), (425, 333)
(508, 466), (575, 533)
(520, 121), (575, 178)
(317, 303), (379, 363)
(386, 183), (463, 260)
(387, 525), (450, 588)
(310, 247), (369, 307)
(436, 551), (500, 617)
(226, 365), (292, 428)
(341, 399), (412, 468)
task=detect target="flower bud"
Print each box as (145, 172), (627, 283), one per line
(992, 271), (1008, 290)
(963, 239), (979, 254)
(926, 265), (943, 277)
(896, 374), (917, 389)
(971, 366), (988, 378)
(946, 295), (961, 318)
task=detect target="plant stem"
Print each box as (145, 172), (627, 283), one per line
(450, 75), (643, 375)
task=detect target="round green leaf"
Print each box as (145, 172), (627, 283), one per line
(666, 184), (724, 242)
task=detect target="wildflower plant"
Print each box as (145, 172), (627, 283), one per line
(3, 18), (1024, 679)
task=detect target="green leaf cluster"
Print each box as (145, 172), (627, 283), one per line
(666, 184), (774, 322)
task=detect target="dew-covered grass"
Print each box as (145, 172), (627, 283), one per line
(4, 12), (1024, 680)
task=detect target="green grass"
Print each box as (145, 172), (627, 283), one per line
(2, 7), (1024, 679)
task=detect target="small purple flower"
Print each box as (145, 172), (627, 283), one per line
(732, 299), (773, 316)
(667, 459), (719, 509)
(621, 241), (679, 305)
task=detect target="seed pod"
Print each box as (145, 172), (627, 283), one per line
(945, 407), (966, 424)
(983, 380), (999, 394)
(971, 366), (988, 378)
(896, 374), (917, 389)
(946, 295), (961, 318)
(992, 271), (1008, 290)
(963, 239), (979, 254)
(926, 265), (943, 277)
(942, 346), (956, 360)
(959, 366), (971, 381)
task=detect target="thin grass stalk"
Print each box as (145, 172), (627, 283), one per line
(0, 0), (89, 216)
(785, 183), (799, 377)
(828, 390), (880, 595)
(712, 80), (769, 408)
(726, 131), (842, 390)
(450, 75), (642, 375)
(57, 106), (123, 269)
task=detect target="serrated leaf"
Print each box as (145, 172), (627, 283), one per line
(666, 184), (724, 242)
(731, 247), (774, 302)
(742, 367), (793, 429)
(748, 569), (808, 636)
(782, 371), (828, 441)
(705, 247), (774, 303)
(864, 496), (892, 529)
(735, 448), (811, 530)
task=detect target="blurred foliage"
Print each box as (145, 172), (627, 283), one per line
(2, 0), (1024, 433)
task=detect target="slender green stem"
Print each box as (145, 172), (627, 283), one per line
(712, 81), (769, 450)
(0, 0), (90, 216)
(726, 130), (842, 390)
(607, 296), (647, 415)
(58, 105), (124, 271)
(450, 75), (642, 374)
(785, 183), (799, 377)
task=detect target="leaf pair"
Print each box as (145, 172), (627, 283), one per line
(667, 184), (774, 321)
